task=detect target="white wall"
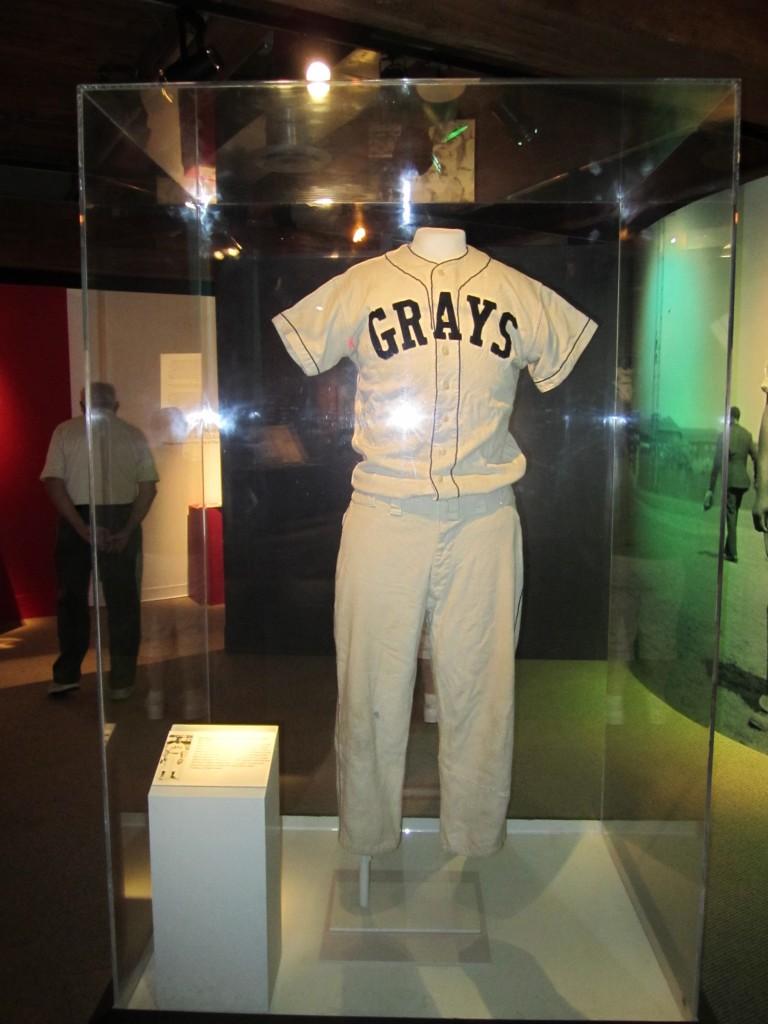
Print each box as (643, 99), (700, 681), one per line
(633, 192), (734, 432)
(732, 176), (768, 436)
(631, 174), (768, 439)
(66, 290), (222, 601)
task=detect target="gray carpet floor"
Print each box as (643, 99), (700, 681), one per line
(0, 604), (766, 1023)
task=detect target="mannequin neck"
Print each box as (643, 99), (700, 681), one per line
(411, 227), (467, 262)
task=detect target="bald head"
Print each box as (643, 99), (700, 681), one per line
(80, 382), (118, 412)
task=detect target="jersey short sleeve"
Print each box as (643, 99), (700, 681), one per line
(40, 423), (67, 480)
(526, 284), (598, 393)
(273, 266), (361, 376)
(133, 431), (160, 483)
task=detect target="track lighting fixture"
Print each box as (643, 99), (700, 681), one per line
(159, 7), (222, 83)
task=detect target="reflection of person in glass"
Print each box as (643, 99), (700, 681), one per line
(41, 382), (158, 699)
(411, 124), (474, 203)
(704, 406), (757, 562)
(751, 381), (768, 729)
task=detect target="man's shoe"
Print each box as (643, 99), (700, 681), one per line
(47, 681), (80, 696)
(182, 691), (206, 720)
(146, 689), (164, 719)
(724, 553), (738, 563)
(109, 685), (134, 701)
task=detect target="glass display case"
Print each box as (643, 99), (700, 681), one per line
(78, 78), (738, 1020)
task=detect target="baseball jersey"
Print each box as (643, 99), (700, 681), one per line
(41, 412), (159, 505)
(273, 243), (598, 500)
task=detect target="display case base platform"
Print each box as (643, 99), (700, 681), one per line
(148, 724), (280, 1014)
(126, 817), (687, 1021)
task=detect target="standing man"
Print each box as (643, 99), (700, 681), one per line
(704, 406), (757, 562)
(41, 382), (158, 699)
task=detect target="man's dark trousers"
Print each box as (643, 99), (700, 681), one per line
(53, 505), (141, 687)
(725, 487), (748, 561)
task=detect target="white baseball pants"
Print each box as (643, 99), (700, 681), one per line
(334, 487), (523, 857)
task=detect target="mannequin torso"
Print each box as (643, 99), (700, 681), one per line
(410, 227), (467, 262)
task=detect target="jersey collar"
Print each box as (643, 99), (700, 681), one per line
(386, 243), (490, 287)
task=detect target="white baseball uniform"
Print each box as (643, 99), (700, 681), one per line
(273, 242), (597, 856)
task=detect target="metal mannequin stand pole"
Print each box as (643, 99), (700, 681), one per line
(359, 854), (371, 908)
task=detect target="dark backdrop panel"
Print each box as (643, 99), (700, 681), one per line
(216, 225), (616, 658)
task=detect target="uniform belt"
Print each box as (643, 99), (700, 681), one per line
(351, 486), (514, 520)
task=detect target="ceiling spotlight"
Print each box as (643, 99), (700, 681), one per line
(306, 59), (331, 101)
(306, 60), (331, 83)
(352, 226), (366, 244)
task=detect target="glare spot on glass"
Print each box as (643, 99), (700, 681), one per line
(670, 236), (678, 245)
(310, 196), (334, 208)
(185, 405), (230, 433)
(387, 400), (426, 432)
(307, 81), (330, 102)
(183, 164), (217, 212)
(400, 174), (412, 226)
(315, 305), (324, 311)
(603, 414), (628, 427)
(352, 225), (366, 244)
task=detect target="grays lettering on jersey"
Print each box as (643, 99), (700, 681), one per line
(273, 243), (598, 500)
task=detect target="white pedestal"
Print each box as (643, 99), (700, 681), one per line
(148, 723), (281, 1013)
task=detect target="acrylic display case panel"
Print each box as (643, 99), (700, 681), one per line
(78, 78), (738, 1020)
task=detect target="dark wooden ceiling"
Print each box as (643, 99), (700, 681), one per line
(2, 0), (767, 284)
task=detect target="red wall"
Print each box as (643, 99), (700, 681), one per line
(0, 285), (72, 619)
